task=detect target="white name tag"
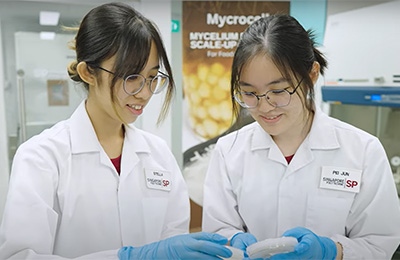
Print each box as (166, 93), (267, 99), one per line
(145, 168), (171, 191)
(320, 166), (362, 193)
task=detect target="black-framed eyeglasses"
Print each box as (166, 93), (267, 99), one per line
(95, 66), (169, 96)
(234, 78), (304, 108)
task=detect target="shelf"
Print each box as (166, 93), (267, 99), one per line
(321, 86), (400, 107)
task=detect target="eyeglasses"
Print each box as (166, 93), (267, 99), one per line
(234, 78), (304, 109)
(96, 66), (169, 96)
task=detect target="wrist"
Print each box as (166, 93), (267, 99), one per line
(335, 242), (343, 260)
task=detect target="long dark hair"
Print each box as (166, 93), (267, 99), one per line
(231, 14), (327, 120)
(67, 2), (174, 123)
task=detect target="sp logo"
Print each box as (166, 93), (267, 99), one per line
(163, 180), (170, 187)
(346, 180), (358, 188)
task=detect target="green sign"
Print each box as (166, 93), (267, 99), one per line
(171, 20), (180, 32)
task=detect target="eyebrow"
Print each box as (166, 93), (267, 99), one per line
(151, 65), (160, 71)
(239, 77), (287, 87)
(139, 65), (160, 76)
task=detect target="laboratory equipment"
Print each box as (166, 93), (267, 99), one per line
(321, 1), (400, 195)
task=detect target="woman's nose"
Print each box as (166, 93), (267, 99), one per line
(134, 81), (153, 99)
(258, 95), (276, 111)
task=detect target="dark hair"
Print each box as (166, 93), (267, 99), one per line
(231, 14), (327, 119)
(67, 2), (174, 123)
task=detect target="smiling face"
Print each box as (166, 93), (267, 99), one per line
(239, 55), (310, 140)
(89, 42), (160, 125)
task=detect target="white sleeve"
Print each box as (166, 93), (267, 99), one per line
(202, 142), (245, 239)
(3, 249), (119, 260)
(160, 147), (190, 239)
(331, 138), (400, 259)
(0, 143), (119, 260)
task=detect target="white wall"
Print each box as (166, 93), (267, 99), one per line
(324, 0), (400, 86)
(326, 0), (393, 16)
(0, 20), (10, 224)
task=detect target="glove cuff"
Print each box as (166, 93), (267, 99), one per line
(118, 241), (160, 260)
(320, 237), (337, 260)
(230, 232), (244, 246)
(118, 247), (133, 260)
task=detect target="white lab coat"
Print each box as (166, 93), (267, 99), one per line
(0, 101), (190, 259)
(203, 108), (400, 260)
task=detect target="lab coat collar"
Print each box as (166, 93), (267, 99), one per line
(123, 124), (151, 154)
(251, 123), (286, 164)
(249, 106), (340, 166)
(250, 107), (340, 151)
(307, 107), (340, 150)
(119, 124), (151, 178)
(69, 100), (151, 176)
(251, 123), (275, 150)
(69, 100), (102, 154)
(287, 107), (340, 173)
(69, 100), (151, 155)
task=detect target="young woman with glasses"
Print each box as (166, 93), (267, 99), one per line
(0, 3), (232, 260)
(202, 14), (400, 260)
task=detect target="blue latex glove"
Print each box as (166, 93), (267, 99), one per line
(230, 232), (258, 254)
(118, 232), (232, 260)
(269, 227), (337, 260)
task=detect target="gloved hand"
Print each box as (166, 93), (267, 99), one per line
(269, 227), (337, 260)
(230, 232), (258, 254)
(118, 232), (232, 260)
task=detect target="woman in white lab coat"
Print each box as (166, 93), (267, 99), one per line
(0, 3), (232, 260)
(202, 14), (400, 260)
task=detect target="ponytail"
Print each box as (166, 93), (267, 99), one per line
(313, 47), (327, 75)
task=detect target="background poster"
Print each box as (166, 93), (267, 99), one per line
(182, 1), (290, 231)
(182, 1), (290, 150)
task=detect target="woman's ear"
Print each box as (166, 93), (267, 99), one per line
(77, 61), (96, 85)
(309, 61), (320, 85)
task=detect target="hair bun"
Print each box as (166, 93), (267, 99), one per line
(67, 60), (82, 82)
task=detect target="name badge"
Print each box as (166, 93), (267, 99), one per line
(320, 166), (362, 193)
(145, 168), (171, 191)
